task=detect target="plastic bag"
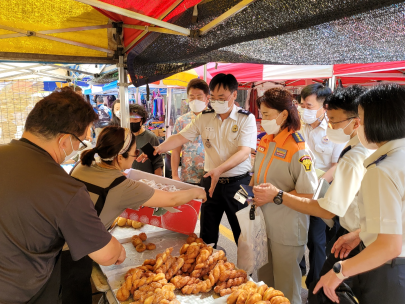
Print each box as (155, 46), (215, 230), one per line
(236, 204), (268, 274)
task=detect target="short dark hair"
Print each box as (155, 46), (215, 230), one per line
(129, 104), (148, 124)
(187, 78), (209, 95)
(301, 83), (332, 104)
(358, 84), (405, 143)
(81, 126), (136, 166)
(324, 85), (367, 117)
(257, 88), (301, 132)
(209, 73), (238, 93)
(25, 87), (98, 139)
(73, 86), (82, 92)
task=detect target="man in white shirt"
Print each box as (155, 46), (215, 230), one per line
(155, 74), (257, 247)
(300, 84), (347, 287)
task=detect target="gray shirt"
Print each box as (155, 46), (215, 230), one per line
(131, 129), (164, 174)
(71, 162), (155, 229)
(0, 139), (112, 303)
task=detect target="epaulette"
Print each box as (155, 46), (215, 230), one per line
(366, 154), (387, 168)
(202, 109), (215, 114)
(238, 109), (252, 116)
(292, 132), (305, 143)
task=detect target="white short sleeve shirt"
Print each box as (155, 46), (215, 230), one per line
(301, 119), (347, 172)
(358, 138), (405, 257)
(180, 105), (257, 177)
(318, 136), (372, 232)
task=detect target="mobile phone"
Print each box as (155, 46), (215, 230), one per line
(140, 142), (158, 161)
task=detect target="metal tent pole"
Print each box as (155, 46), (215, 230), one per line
(204, 64), (207, 82)
(330, 75), (336, 91)
(166, 87), (172, 140)
(118, 55), (130, 129)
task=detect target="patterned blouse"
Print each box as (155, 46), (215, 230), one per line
(173, 111), (205, 184)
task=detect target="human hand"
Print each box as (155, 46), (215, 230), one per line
(172, 175), (181, 181)
(115, 245), (126, 265)
(331, 230), (361, 259)
(313, 269), (343, 303)
(136, 153), (149, 163)
(194, 188), (207, 203)
(203, 168), (221, 198)
(253, 183), (279, 207)
(153, 145), (164, 156)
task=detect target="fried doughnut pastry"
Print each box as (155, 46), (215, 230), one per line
(146, 243), (156, 250)
(270, 296), (290, 304)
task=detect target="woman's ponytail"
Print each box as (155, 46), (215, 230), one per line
(80, 148), (97, 167)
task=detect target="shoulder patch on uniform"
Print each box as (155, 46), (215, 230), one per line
(366, 154), (387, 169)
(292, 132), (305, 143)
(202, 109), (215, 114)
(299, 155), (312, 172)
(238, 109), (252, 116)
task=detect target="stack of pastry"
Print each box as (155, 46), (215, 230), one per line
(115, 240), (289, 304)
(116, 248), (181, 303)
(225, 281), (290, 304)
(131, 233), (156, 252)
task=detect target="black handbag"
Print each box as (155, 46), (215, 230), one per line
(308, 282), (358, 304)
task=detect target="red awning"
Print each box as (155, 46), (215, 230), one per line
(94, 0), (201, 52)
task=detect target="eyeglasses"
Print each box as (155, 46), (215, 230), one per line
(128, 149), (141, 158)
(209, 94), (232, 104)
(61, 132), (88, 152)
(326, 117), (357, 128)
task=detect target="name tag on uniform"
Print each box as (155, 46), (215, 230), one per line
(205, 127), (214, 132)
(274, 147), (287, 159)
(257, 146), (266, 153)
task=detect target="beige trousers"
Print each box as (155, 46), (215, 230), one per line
(258, 238), (305, 304)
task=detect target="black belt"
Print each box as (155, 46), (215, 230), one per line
(204, 172), (249, 184)
(360, 241), (405, 266)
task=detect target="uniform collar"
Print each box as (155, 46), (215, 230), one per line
(318, 118), (328, 130)
(272, 128), (293, 147)
(364, 138), (405, 168)
(347, 134), (360, 148)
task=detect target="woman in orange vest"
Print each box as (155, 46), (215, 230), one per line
(251, 88), (318, 304)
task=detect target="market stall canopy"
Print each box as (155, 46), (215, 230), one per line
(195, 63), (333, 83)
(126, 0), (405, 86)
(0, 0), (112, 63)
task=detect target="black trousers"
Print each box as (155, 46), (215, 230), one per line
(306, 216), (327, 287)
(308, 227), (361, 304)
(61, 250), (93, 304)
(354, 261), (405, 303)
(200, 175), (250, 247)
(28, 252), (62, 304)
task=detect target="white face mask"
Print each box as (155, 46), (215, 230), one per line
(210, 100), (231, 114)
(326, 119), (353, 144)
(297, 106), (305, 116)
(303, 107), (322, 124)
(189, 99), (206, 113)
(357, 124), (378, 150)
(114, 110), (121, 118)
(261, 113), (282, 135)
(59, 135), (79, 164)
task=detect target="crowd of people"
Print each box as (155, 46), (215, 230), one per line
(0, 73), (404, 304)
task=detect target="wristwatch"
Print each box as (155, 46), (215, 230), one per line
(333, 261), (348, 280)
(273, 190), (284, 205)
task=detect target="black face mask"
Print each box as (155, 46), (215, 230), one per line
(130, 122), (142, 133)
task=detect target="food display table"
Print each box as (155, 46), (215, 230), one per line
(98, 230), (221, 304)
